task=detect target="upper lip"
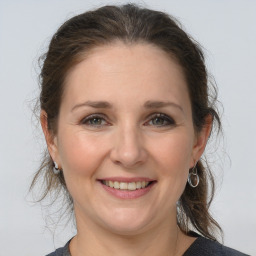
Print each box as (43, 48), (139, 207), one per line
(98, 177), (156, 182)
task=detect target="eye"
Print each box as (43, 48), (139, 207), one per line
(81, 114), (108, 127)
(146, 113), (176, 127)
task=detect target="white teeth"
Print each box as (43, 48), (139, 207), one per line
(136, 181), (142, 189)
(102, 180), (150, 190)
(109, 181), (114, 188)
(128, 182), (136, 190)
(114, 181), (120, 189)
(120, 182), (128, 189)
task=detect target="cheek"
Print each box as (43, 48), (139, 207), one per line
(153, 132), (193, 173)
(150, 132), (193, 197)
(57, 129), (109, 178)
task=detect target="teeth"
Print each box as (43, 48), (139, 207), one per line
(109, 181), (114, 188)
(128, 182), (136, 190)
(102, 180), (150, 190)
(114, 181), (119, 189)
(136, 181), (142, 189)
(120, 182), (128, 189)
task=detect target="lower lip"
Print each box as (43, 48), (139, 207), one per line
(100, 181), (156, 199)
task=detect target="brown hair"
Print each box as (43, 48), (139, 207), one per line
(31, 3), (222, 240)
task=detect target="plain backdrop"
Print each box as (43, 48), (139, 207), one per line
(0, 0), (255, 255)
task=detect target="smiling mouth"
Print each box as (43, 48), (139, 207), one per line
(100, 180), (154, 191)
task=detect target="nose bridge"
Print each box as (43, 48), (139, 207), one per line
(110, 119), (147, 168)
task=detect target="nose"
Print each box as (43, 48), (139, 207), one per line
(110, 124), (147, 169)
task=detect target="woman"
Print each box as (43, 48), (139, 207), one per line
(31, 4), (248, 256)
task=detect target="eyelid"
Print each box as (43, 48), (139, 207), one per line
(79, 112), (175, 128)
(144, 113), (176, 126)
(80, 113), (109, 126)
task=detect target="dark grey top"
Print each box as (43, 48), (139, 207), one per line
(46, 236), (249, 256)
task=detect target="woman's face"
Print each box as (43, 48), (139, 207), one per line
(45, 42), (208, 235)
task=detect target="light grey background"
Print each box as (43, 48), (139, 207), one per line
(0, 0), (255, 255)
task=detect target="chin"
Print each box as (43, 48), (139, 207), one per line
(99, 208), (155, 236)
(104, 221), (149, 236)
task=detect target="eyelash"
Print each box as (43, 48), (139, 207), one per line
(80, 113), (176, 128)
(80, 114), (108, 128)
(145, 113), (176, 127)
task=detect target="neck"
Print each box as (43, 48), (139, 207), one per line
(70, 210), (183, 256)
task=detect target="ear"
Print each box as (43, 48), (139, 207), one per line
(40, 110), (59, 165)
(191, 114), (212, 167)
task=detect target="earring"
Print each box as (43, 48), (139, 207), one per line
(187, 163), (199, 188)
(53, 161), (60, 174)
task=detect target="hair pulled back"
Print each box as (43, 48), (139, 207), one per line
(31, 3), (222, 240)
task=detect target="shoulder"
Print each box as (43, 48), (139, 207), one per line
(45, 240), (70, 256)
(184, 236), (250, 256)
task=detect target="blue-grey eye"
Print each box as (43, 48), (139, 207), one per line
(81, 114), (108, 127)
(152, 117), (166, 125)
(148, 114), (175, 126)
(89, 117), (104, 125)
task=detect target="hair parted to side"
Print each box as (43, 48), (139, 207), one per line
(31, 3), (222, 240)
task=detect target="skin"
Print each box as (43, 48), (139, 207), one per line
(41, 42), (212, 256)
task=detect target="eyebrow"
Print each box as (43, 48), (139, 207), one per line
(71, 100), (183, 112)
(71, 101), (112, 112)
(144, 100), (184, 112)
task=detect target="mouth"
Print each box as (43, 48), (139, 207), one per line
(97, 177), (157, 199)
(98, 178), (157, 199)
(100, 180), (153, 190)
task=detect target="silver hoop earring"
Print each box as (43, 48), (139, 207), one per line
(187, 164), (199, 188)
(53, 161), (60, 174)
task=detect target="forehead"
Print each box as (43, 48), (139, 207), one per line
(63, 42), (190, 111)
